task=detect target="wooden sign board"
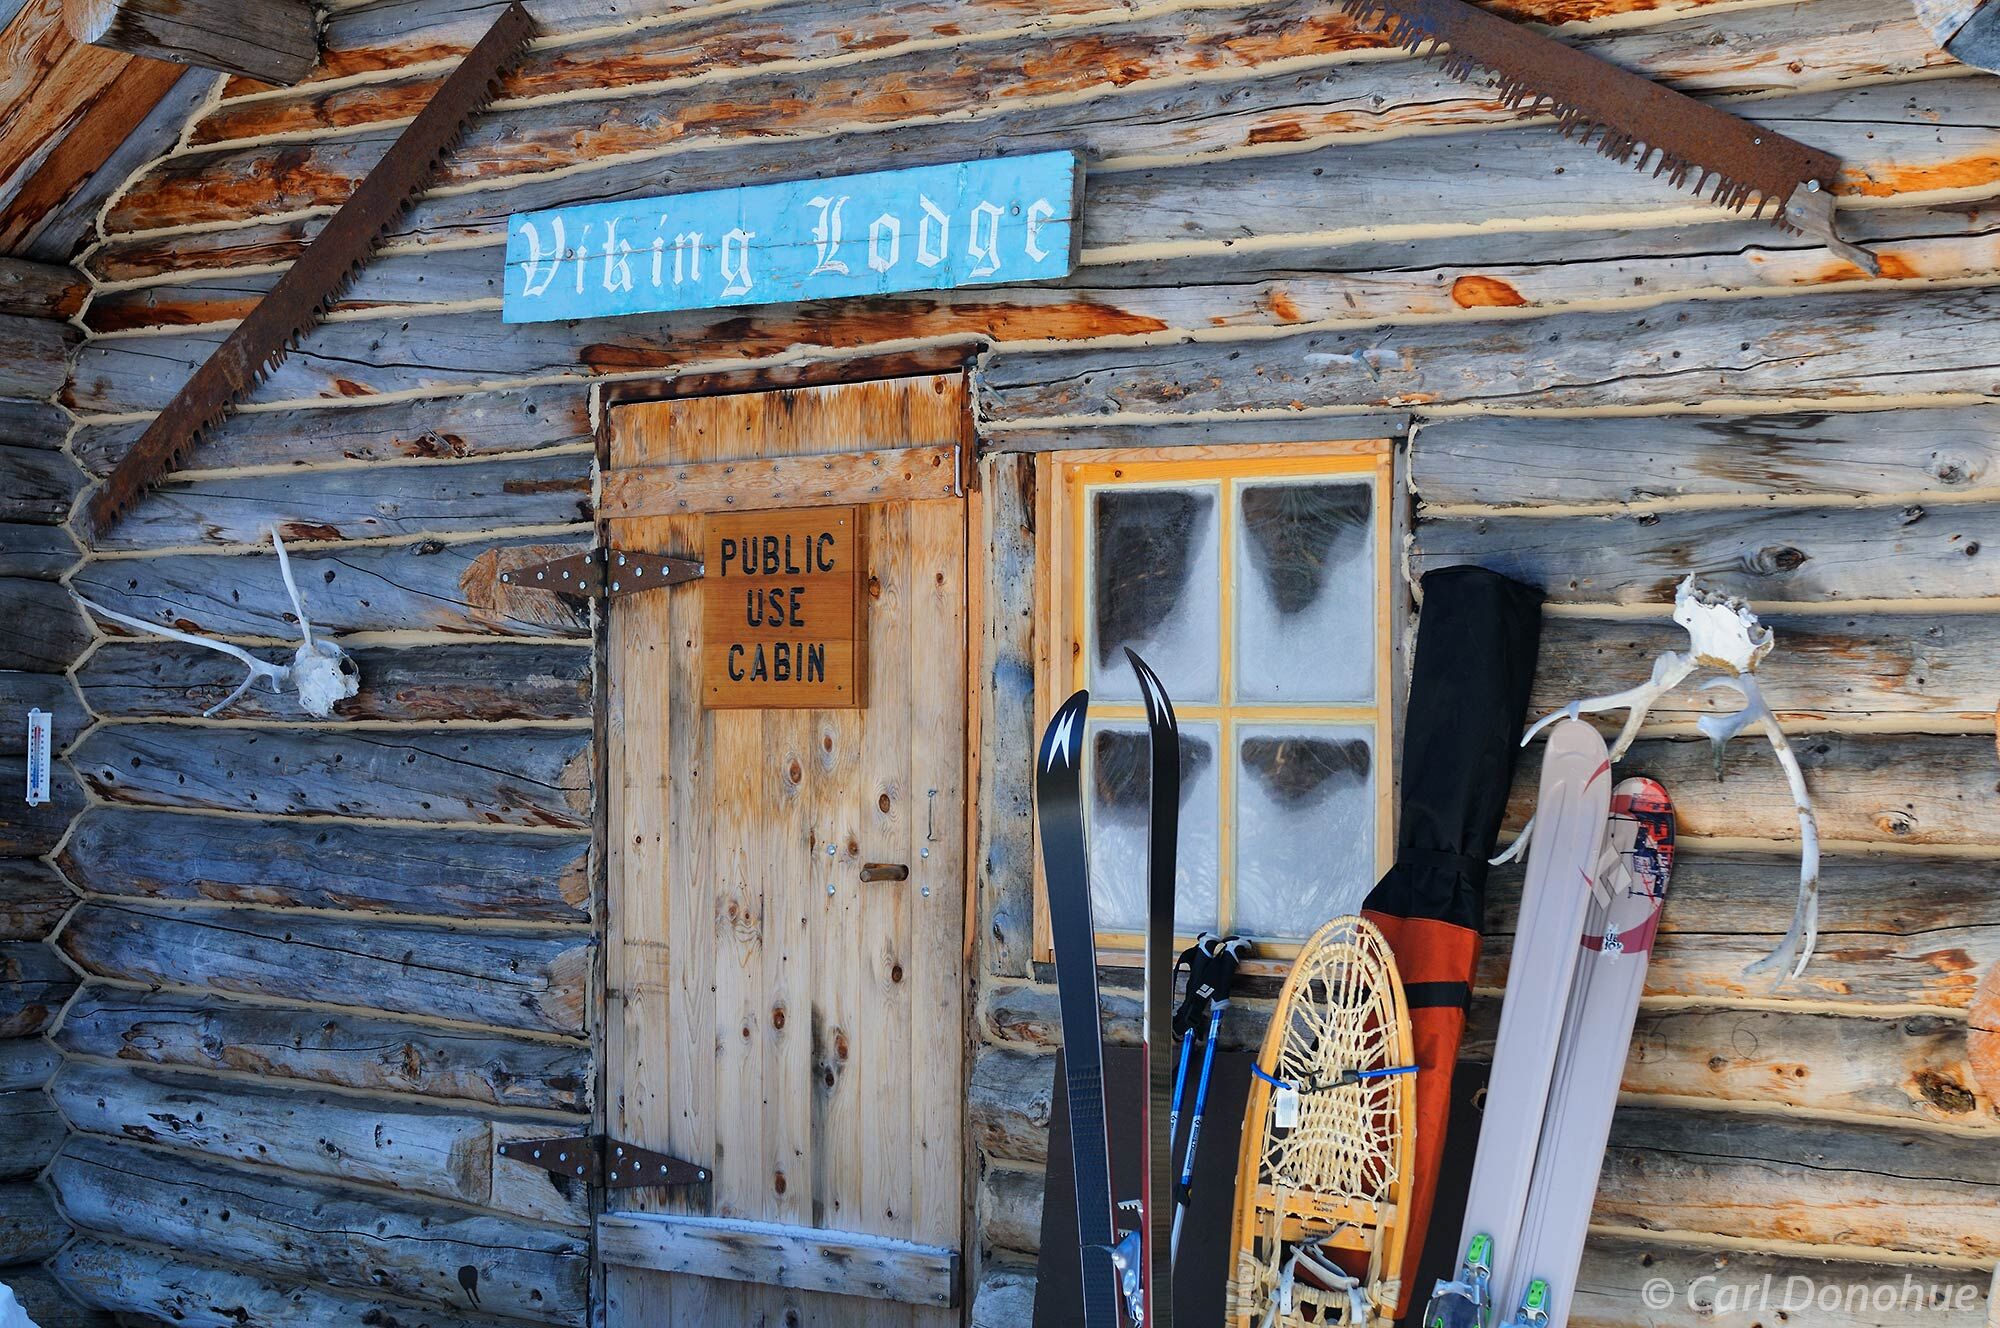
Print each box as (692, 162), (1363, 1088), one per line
(702, 507), (866, 709)
(502, 152), (1081, 323)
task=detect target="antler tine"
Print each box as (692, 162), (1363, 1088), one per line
(1520, 650), (1699, 760)
(269, 528), (316, 652)
(1699, 676), (1823, 980)
(73, 594), (287, 717)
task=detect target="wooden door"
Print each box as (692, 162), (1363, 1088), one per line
(602, 375), (969, 1326)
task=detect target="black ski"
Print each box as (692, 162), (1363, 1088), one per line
(1127, 648), (1179, 1328)
(1036, 689), (1119, 1328)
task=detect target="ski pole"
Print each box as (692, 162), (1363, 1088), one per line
(1171, 935), (1248, 1265)
(1167, 934), (1214, 1145)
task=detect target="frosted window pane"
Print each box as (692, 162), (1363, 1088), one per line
(1086, 719), (1220, 933)
(1231, 725), (1375, 939)
(1088, 486), (1221, 704)
(1235, 479), (1374, 704)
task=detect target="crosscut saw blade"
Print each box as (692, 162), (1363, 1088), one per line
(84, 3), (538, 539)
(1342, 0), (1880, 275)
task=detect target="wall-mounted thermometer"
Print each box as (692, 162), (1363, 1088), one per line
(25, 708), (51, 806)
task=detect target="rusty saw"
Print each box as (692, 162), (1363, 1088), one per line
(1342, 0), (1880, 275)
(84, 3), (538, 538)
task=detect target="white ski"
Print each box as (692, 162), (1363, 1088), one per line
(1449, 718), (1613, 1317)
(1501, 777), (1675, 1326)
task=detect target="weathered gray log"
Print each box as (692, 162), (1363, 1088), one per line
(51, 1062), (590, 1225)
(978, 453), (1038, 980)
(0, 316), (73, 400)
(988, 412), (1414, 456)
(983, 981), (1269, 1055)
(0, 580), (89, 671)
(0, 759), (84, 859)
(1502, 733), (2000, 848)
(0, 1038), (59, 1092)
(0, 942), (78, 1038)
(979, 1162), (1044, 1258)
(0, 1178), (66, 1264)
(971, 1268), (1038, 1328)
(71, 384), (592, 475)
(1530, 612), (2000, 726)
(1484, 849), (2000, 1011)
(58, 985), (590, 1111)
(4, 1261), (118, 1328)
(969, 1047), (1054, 1166)
(72, 725), (592, 827)
(0, 445), (84, 524)
(78, 639), (591, 723)
(1413, 405), (2000, 507)
(0, 671), (86, 755)
(51, 1136), (589, 1324)
(0, 860), (73, 941)
(59, 808), (590, 921)
(0, 1088), (64, 1177)
(1600, 1106), (2000, 1260)
(0, 400), (68, 453)
(1415, 502), (2000, 606)
(0, 524), (78, 579)
(0, 259), (85, 321)
(66, 536), (590, 638)
(90, 452), (592, 552)
(65, 0), (319, 85)
(60, 903), (590, 1035)
(54, 1236), (521, 1328)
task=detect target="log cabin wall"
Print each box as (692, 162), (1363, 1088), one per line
(33, 0), (2000, 1323)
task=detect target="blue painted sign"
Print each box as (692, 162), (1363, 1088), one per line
(502, 152), (1082, 323)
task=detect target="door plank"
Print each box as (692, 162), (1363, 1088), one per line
(597, 1212), (961, 1307)
(601, 444), (961, 518)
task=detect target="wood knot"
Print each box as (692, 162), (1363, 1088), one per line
(1747, 545), (1808, 574)
(1874, 808), (1918, 836)
(1912, 1069), (1976, 1115)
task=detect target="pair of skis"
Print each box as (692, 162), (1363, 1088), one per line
(1037, 650), (1199, 1328)
(1426, 719), (1675, 1328)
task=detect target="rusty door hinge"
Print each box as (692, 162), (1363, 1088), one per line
(498, 1136), (711, 1188)
(499, 548), (703, 599)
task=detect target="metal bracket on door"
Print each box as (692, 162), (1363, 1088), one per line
(499, 1135), (711, 1189)
(499, 548), (704, 599)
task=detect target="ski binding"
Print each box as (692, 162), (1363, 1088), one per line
(1423, 1232), (1494, 1328)
(1500, 1277), (1551, 1328)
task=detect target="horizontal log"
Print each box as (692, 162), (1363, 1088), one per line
(597, 1212), (961, 1308)
(1601, 1105), (2000, 1260)
(71, 384), (592, 475)
(0, 579), (89, 671)
(102, 0), (1937, 235)
(58, 985), (590, 1110)
(1530, 611), (2000, 726)
(72, 724), (592, 827)
(0, 399), (69, 452)
(969, 1047), (1053, 1166)
(0, 759), (86, 858)
(59, 808), (589, 921)
(0, 524), (79, 579)
(0, 259), (86, 321)
(66, 0), (320, 86)
(1414, 404), (2000, 507)
(0, 1179), (66, 1265)
(51, 1062), (590, 1225)
(54, 1236), (520, 1328)
(0, 445), (80, 528)
(0, 671), (86, 754)
(75, 640), (592, 722)
(0, 1039), (60, 1092)
(1416, 502), (2000, 606)
(979, 1162), (1044, 1257)
(4, 1261), (119, 1327)
(971, 1268), (1037, 1328)
(90, 452), (593, 552)
(60, 903), (591, 1034)
(0, 315), (75, 400)
(0, 1088), (64, 1177)
(0, 942), (80, 1038)
(67, 536), (590, 638)
(0, 860), (74, 941)
(1484, 848), (2000, 1010)
(603, 444), (960, 518)
(51, 1136), (589, 1323)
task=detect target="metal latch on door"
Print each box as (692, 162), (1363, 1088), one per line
(500, 548), (702, 599)
(498, 1135), (711, 1189)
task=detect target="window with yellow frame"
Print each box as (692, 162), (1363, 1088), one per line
(1035, 443), (1396, 958)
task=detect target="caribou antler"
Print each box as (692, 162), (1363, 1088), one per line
(1518, 576), (1820, 981)
(74, 529), (359, 718)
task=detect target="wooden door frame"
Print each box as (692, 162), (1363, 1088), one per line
(588, 354), (983, 1326)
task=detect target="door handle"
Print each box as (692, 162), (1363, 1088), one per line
(858, 863), (910, 883)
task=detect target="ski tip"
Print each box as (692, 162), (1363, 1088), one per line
(1038, 689), (1090, 775)
(1122, 647), (1178, 730)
